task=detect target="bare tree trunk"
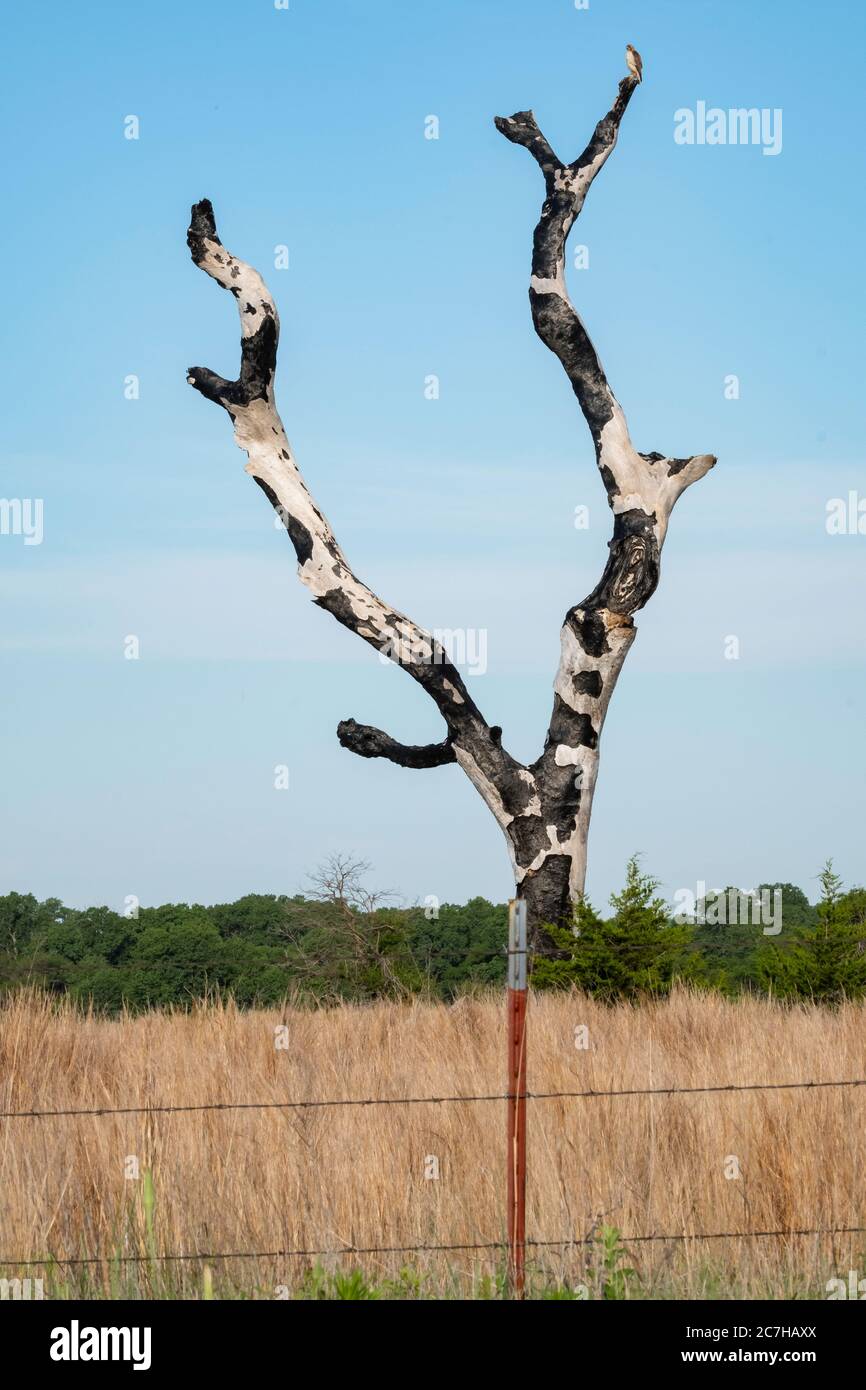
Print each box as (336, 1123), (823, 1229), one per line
(186, 59), (715, 955)
(495, 78), (716, 942)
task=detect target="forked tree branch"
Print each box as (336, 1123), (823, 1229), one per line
(186, 199), (518, 803)
(493, 68), (717, 928)
(186, 55), (717, 948)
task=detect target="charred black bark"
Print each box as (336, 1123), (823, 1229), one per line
(518, 856), (573, 941)
(337, 719), (456, 768)
(495, 69), (716, 955)
(186, 56), (715, 965)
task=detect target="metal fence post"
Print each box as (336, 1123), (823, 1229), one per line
(507, 897), (527, 1297)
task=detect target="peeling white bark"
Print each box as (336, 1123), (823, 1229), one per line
(495, 67), (717, 933)
(187, 200), (510, 791)
(186, 57), (716, 953)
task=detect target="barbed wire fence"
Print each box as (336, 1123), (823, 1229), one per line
(2, 1074), (866, 1277)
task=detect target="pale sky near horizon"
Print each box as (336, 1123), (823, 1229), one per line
(2, 0), (864, 914)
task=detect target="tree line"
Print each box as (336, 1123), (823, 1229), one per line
(0, 857), (863, 1014)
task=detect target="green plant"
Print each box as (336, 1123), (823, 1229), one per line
(533, 857), (695, 999)
(595, 1225), (638, 1300)
(380, 1265), (425, 1299)
(329, 1269), (379, 1300)
(758, 861), (866, 1002)
(294, 1263), (331, 1300)
(538, 1282), (588, 1300)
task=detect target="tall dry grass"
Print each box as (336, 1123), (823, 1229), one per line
(1, 987), (865, 1298)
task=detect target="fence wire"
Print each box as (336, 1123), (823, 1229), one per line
(3, 1226), (866, 1269)
(4, 1073), (864, 1273)
(2, 1075), (865, 1121)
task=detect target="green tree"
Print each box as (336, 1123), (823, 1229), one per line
(275, 856), (424, 1001)
(405, 898), (507, 997)
(532, 857), (696, 998)
(692, 883), (815, 993)
(0, 892), (67, 955)
(757, 862), (866, 1002)
(124, 909), (230, 1007)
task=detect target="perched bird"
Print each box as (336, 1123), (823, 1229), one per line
(626, 44), (643, 83)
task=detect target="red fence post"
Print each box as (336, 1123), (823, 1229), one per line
(507, 897), (528, 1298)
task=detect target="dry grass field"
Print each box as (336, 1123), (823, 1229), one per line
(2, 987), (865, 1299)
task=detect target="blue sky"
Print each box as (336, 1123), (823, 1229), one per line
(2, 0), (864, 913)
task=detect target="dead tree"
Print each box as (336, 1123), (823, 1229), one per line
(186, 60), (715, 953)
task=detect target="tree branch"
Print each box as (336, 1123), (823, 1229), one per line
(187, 199), (279, 412)
(186, 200), (522, 822)
(495, 79), (714, 504)
(185, 57), (717, 941)
(494, 80), (638, 453)
(337, 719), (456, 768)
(495, 59), (718, 914)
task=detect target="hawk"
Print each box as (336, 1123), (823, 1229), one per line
(626, 44), (643, 83)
